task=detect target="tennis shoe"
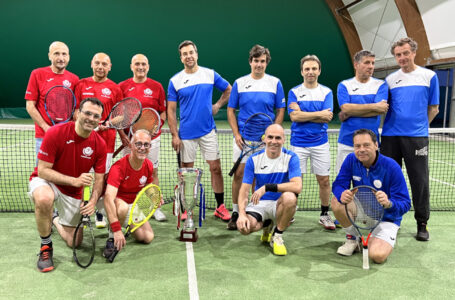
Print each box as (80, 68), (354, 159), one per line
(153, 208), (167, 222)
(214, 204), (231, 222)
(181, 211), (187, 221)
(95, 212), (107, 229)
(319, 214), (336, 230)
(261, 220), (274, 243)
(337, 236), (360, 256)
(37, 245), (54, 272)
(270, 233), (287, 256)
(227, 211), (239, 230)
(103, 238), (115, 258)
(416, 223), (430, 241)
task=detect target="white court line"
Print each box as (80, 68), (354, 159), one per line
(186, 242), (199, 300)
(430, 158), (455, 168)
(430, 177), (455, 188)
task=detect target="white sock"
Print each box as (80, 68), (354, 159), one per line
(343, 225), (358, 239)
(233, 204), (239, 213)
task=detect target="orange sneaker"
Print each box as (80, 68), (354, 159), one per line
(214, 204), (231, 221)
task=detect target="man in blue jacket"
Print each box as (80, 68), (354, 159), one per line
(331, 129), (411, 263)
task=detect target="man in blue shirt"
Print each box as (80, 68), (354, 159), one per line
(336, 50), (389, 173)
(236, 124), (301, 256)
(381, 37), (439, 241)
(288, 55), (335, 230)
(227, 44), (286, 230)
(168, 40), (232, 221)
(331, 129), (411, 262)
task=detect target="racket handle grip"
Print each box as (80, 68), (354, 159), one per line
(108, 249), (120, 263)
(229, 158), (241, 177)
(363, 248), (369, 270)
(83, 186), (90, 202)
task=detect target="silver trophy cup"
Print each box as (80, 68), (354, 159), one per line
(177, 168), (203, 242)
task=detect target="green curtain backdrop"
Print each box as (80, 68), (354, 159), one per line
(0, 0), (353, 119)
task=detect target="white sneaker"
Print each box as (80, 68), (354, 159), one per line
(95, 213), (107, 228)
(337, 238), (360, 256)
(319, 214), (336, 230)
(153, 208), (167, 222)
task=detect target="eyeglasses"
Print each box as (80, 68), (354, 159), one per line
(80, 110), (101, 120)
(134, 142), (151, 149)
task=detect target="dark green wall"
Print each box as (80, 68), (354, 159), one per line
(0, 0), (353, 118)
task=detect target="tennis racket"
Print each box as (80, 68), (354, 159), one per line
(229, 112), (273, 176)
(72, 186), (95, 268)
(44, 85), (76, 125)
(108, 183), (162, 263)
(113, 107), (161, 158)
(345, 185), (385, 270)
(100, 97), (142, 130)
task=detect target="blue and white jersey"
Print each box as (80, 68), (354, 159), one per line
(337, 77), (388, 146)
(243, 147), (301, 201)
(332, 152), (411, 226)
(288, 83), (333, 147)
(168, 66), (230, 140)
(382, 67), (439, 137)
(228, 74), (285, 140)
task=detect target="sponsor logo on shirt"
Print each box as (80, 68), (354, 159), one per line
(81, 146), (94, 159)
(66, 140), (75, 144)
(260, 165), (268, 170)
(245, 84), (252, 89)
(38, 149), (48, 156)
(125, 176), (129, 180)
(63, 80), (71, 88)
(184, 79), (189, 84)
(415, 146), (428, 156)
(26, 91), (32, 95)
(144, 88), (153, 97)
(85, 86), (93, 90)
(128, 87), (135, 91)
(353, 176), (361, 181)
(101, 88), (112, 97)
(299, 94), (306, 99)
(83, 92), (94, 96)
(395, 79), (402, 85)
(139, 175), (147, 186)
(47, 78), (54, 82)
(373, 179), (382, 189)
(352, 88), (359, 92)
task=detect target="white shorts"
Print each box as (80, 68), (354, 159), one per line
(29, 177), (82, 227)
(336, 143), (354, 174)
(181, 129), (220, 162)
(232, 138), (265, 163)
(291, 142), (331, 176)
(123, 136), (161, 168)
(372, 221), (400, 247)
(96, 197), (138, 228)
(245, 200), (277, 222)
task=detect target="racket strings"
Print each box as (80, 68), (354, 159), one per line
(109, 99), (142, 129)
(132, 109), (160, 134)
(47, 89), (74, 121)
(352, 189), (383, 228)
(131, 186), (160, 225)
(243, 116), (273, 142)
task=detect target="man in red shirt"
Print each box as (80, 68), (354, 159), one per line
(101, 129), (159, 257)
(119, 54), (167, 221)
(29, 98), (107, 272)
(25, 41), (79, 156)
(74, 53), (124, 228)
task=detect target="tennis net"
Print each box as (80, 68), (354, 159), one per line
(1, 124), (454, 212)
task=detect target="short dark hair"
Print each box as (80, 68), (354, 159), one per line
(300, 55), (321, 71)
(391, 37), (418, 55)
(178, 40), (198, 55)
(79, 97), (104, 114)
(353, 50), (375, 63)
(353, 128), (377, 143)
(249, 44), (271, 64)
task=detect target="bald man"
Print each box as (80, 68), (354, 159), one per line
(119, 54), (167, 221)
(25, 41), (79, 157)
(74, 52), (124, 228)
(236, 124), (302, 256)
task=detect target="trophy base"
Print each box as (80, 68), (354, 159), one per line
(180, 228), (198, 242)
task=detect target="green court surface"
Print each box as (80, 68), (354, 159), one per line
(1, 207), (454, 300)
